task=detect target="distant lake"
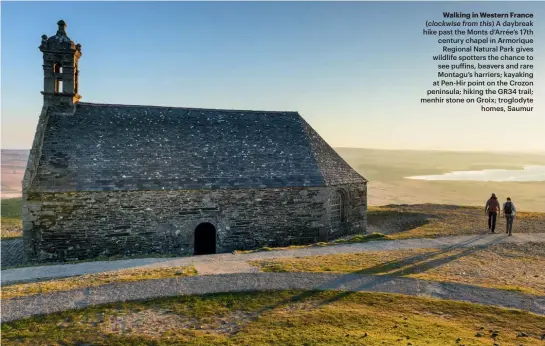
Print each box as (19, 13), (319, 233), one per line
(405, 165), (545, 182)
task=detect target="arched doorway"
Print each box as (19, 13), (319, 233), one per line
(194, 223), (216, 255)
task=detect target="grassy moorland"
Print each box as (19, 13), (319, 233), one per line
(2, 290), (544, 345)
(0, 198), (22, 239)
(367, 204), (545, 239)
(251, 242), (545, 296)
(2, 266), (196, 300)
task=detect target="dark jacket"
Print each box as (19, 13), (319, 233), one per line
(486, 198), (500, 213)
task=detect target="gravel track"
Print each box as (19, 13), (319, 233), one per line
(2, 272), (544, 323)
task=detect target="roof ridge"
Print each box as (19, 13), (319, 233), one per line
(295, 116), (327, 187)
(77, 102), (299, 115)
(298, 116), (368, 184)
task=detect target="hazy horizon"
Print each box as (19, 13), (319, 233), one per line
(3, 147), (544, 211)
(2, 2), (544, 151)
(1, 147), (545, 155)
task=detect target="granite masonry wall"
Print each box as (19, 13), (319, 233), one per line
(23, 183), (366, 262)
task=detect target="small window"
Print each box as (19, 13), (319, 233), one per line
(53, 63), (63, 74)
(329, 190), (347, 225)
(55, 80), (64, 93)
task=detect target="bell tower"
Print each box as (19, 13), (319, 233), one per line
(39, 20), (82, 112)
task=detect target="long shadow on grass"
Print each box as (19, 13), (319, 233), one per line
(243, 233), (509, 321)
(312, 234), (507, 308)
(355, 233), (498, 276)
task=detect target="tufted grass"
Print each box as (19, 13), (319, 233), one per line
(1, 197), (21, 218)
(233, 233), (390, 254)
(2, 290), (545, 345)
(2, 266), (197, 299)
(368, 204), (545, 239)
(1, 218), (22, 239)
(1, 198), (22, 239)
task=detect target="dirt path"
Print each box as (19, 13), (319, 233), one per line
(2, 232), (544, 285)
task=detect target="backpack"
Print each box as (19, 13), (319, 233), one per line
(504, 202), (513, 215)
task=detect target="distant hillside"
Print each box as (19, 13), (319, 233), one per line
(335, 147), (545, 212)
(1, 150), (29, 198)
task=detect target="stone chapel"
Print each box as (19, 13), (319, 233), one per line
(22, 20), (368, 262)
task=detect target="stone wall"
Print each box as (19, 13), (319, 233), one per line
(327, 184), (367, 239)
(22, 105), (50, 258)
(23, 183), (366, 262)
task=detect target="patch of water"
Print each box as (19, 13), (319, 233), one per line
(405, 165), (545, 182)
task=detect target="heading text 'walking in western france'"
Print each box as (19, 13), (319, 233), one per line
(426, 12), (533, 28)
(443, 12), (533, 20)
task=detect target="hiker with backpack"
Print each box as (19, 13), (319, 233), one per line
(485, 193), (501, 233)
(503, 197), (516, 236)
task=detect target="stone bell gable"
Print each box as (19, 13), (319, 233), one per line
(39, 20), (82, 113)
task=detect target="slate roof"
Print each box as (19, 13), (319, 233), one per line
(31, 102), (367, 192)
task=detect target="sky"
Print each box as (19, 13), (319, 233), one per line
(1, 1), (544, 152)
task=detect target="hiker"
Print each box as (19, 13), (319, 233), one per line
(485, 193), (501, 233)
(503, 197), (516, 236)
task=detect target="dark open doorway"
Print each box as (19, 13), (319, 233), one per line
(194, 222), (216, 255)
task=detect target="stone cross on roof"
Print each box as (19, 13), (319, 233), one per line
(56, 20), (67, 36)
